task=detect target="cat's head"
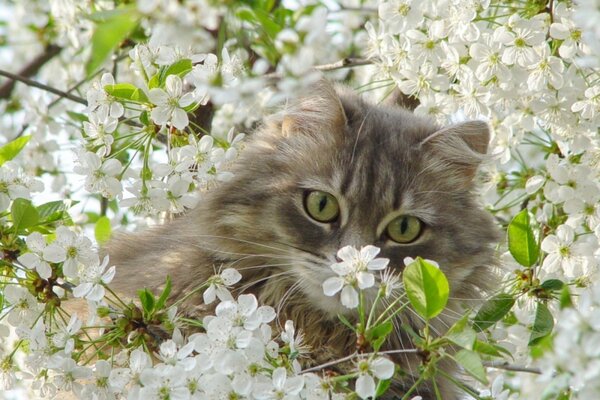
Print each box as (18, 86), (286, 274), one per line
(204, 80), (498, 316)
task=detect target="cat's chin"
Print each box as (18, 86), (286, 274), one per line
(293, 269), (354, 317)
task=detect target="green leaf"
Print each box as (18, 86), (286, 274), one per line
(104, 83), (149, 103)
(473, 293), (515, 332)
(473, 340), (512, 358)
(0, 136), (31, 166)
(445, 315), (476, 350)
(559, 285), (573, 309)
(160, 59), (193, 83)
(37, 200), (77, 219)
(155, 276), (172, 311)
(454, 349), (488, 384)
(337, 314), (356, 332)
(66, 111), (89, 123)
(94, 216), (112, 245)
(402, 257), (449, 320)
(86, 7), (139, 75)
(375, 378), (392, 398)
(508, 210), (539, 267)
(540, 279), (563, 291)
(529, 302), (554, 346)
(138, 288), (155, 315)
(11, 198), (39, 231)
(366, 321), (393, 352)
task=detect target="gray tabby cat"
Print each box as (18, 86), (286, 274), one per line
(108, 79), (498, 399)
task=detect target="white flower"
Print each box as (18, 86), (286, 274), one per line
(322, 245), (389, 309)
(4, 285), (42, 327)
(17, 232), (66, 279)
(572, 84), (600, 120)
(52, 314), (82, 355)
(149, 75), (195, 130)
(355, 356), (395, 399)
(54, 226), (96, 279)
(72, 255), (116, 302)
(494, 20), (545, 67)
(83, 107), (117, 157)
(254, 367), (304, 400)
(74, 150), (123, 199)
(541, 225), (595, 278)
(0, 161), (43, 212)
(87, 73), (125, 119)
(203, 267), (242, 304)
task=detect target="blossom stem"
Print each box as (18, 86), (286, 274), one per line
(483, 360), (542, 374)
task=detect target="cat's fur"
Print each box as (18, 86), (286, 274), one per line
(107, 80), (499, 399)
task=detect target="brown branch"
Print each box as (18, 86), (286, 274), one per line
(483, 361), (542, 375)
(300, 349), (419, 374)
(0, 68), (87, 105)
(0, 45), (62, 99)
(315, 57), (372, 72)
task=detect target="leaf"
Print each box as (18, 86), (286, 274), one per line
(473, 293), (515, 332)
(375, 378), (392, 398)
(508, 210), (539, 267)
(66, 111), (89, 123)
(473, 340), (512, 358)
(454, 349), (488, 384)
(366, 321), (393, 352)
(540, 279), (563, 291)
(86, 7), (139, 75)
(559, 285), (573, 309)
(0, 136), (31, 166)
(160, 59), (193, 83)
(138, 288), (155, 315)
(11, 198), (39, 231)
(402, 257), (449, 320)
(445, 315), (476, 350)
(529, 303), (554, 346)
(37, 200), (77, 219)
(104, 83), (149, 103)
(155, 276), (172, 311)
(337, 314), (356, 332)
(94, 216), (112, 245)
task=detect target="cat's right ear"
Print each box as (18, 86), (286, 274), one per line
(276, 79), (347, 137)
(418, 120), (490, 187)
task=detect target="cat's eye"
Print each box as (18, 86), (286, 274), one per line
(386, 215), (423, 243)
(304, 190), (340, 223)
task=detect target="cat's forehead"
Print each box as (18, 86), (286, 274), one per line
(300, 104), (441, 222)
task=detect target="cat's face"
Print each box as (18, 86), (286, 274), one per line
(206, 82), (498, 316)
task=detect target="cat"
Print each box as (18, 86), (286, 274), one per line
(107, 79), (499, 399)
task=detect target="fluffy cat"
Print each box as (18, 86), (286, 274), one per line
(107, 79), (499, 399)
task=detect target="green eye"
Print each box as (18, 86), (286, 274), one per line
(386, 215), (423, 243)
(304, 191), (340, 223)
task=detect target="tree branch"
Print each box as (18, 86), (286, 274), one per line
(483, 361), (542, 375)
(0, 45), (62, 99)
(315, 57), (372, 72)
(301, 349), (419, 374)
(0, 68), (87, 105)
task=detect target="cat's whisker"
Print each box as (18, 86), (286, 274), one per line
(237, 270), (294, 294)
(276, 281), (304, 327)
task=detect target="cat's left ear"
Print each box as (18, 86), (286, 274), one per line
(418, 120), (490, 187)
(278, 79), (347, 137)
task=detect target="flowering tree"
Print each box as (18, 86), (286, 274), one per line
(1, 0), (600, 399)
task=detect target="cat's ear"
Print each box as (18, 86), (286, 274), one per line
(278, 79), (347, 137)
(418, 120), (490, 187)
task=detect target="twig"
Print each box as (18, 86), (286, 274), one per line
(301, 348), (419, 374)
(337, 6), (378, 13)
(483, 361), (542, 375)
(0, 45), (62, 99)
(315, 57), (372, 72)
(0, 68), (87, 105)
